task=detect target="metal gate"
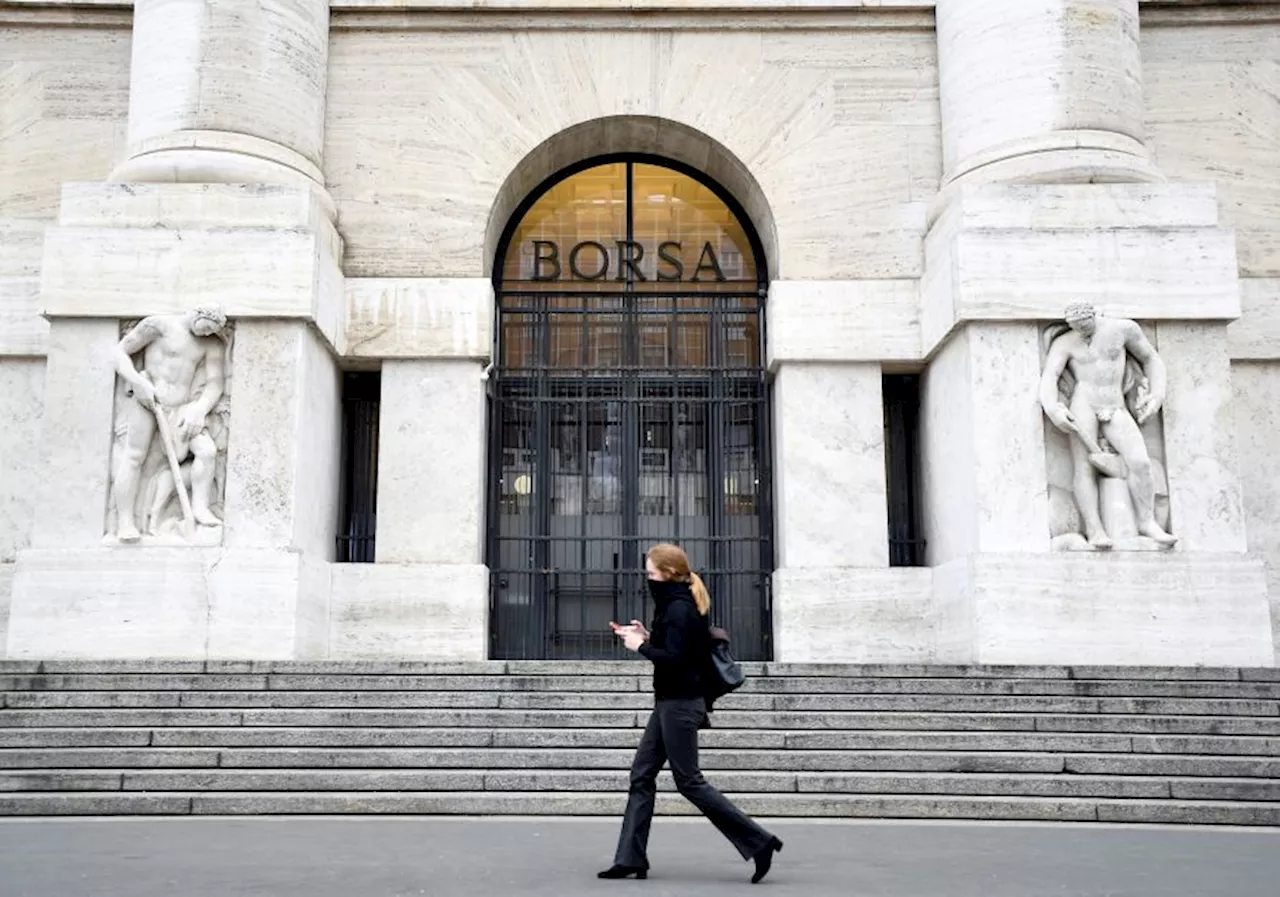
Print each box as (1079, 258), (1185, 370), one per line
(487, 159), (774, 661)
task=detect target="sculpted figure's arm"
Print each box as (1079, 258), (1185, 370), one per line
(177, 342), (226, 439)
(1038, 338), (1077, 433)
(1124, 322), (1167, 424)
(114, 319), (163, 408)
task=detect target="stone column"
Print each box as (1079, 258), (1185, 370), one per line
(7, 0), (341, 660)
(923, 0), (1272, 666)
(110, 0), (330, 206)
(934, 0), (1160, 213)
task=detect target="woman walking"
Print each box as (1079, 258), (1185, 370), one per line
(598, 542), (784, 884)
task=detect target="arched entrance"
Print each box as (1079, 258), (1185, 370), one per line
(488, 156), (774, 661)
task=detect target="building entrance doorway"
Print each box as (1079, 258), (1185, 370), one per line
(488, 157), (773, 660)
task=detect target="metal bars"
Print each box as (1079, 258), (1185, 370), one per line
(336, 371), (380, 564)
(488, 161), (774, 661)
(883, 373), (926, 567)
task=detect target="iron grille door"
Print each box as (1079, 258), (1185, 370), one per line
(488, 160), (774, 661)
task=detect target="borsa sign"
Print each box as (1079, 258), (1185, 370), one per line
(530, 240), (728, 283)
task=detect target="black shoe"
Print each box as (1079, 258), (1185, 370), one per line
(751, 837), (783, 884)
(598, 864), (648, 880)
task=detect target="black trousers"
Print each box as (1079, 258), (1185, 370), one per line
(612, 697), (774, 868)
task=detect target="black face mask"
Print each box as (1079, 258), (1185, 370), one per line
(647, 578), (683, 603)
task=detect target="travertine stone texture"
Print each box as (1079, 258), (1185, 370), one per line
(6, 548), (331, 660)
(222, 322), (341, 560)
(0, 564), (9, 659)
(935, 0), (1158, 199)
(0, 219), (48, 356)
(40, 184), (345, 349)
(1143, 19), (1280, 279)
(923, 184), (1241, 354)
(344, 279), (493, 359)
(376, 360), (487, 565)
(766, 280), (920, 364)
(30, 321), (118, 549)
(329, 563), (488, 661)
(0, 359), (44, 564)
(937, 553), (1275, 667)
(921, 324), (1051, 566)
(113, 0), (330, 191)
(0, 24), (129, 218)
(1228, 279), (1280, 361)
(773, 363), (888, 569)
(1154, 323), (1248, 553)
(325, 22), (940, 279)
(920, 334), (976, 564)
(772, 567), (957, 663)
(1232, 361), (1280, 664)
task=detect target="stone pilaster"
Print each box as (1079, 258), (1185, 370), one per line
(326, 282), (495, 661)
(922, 0), (1270, 665)
(7, 0), (340, 660)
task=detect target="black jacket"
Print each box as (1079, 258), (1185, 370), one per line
(638, 580), (710, 701)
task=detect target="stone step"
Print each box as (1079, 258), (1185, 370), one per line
(8, 706), (1280, 738)
(7, 746), (1280, 778)
(1, 790), (1278, 824)
(7, 726), (1280, 752)
(10, 769), (1280, 800)
(6, 659), (1276, 681)
(6, 690), (1279, 719)
(6, 713), (1280, 749)
(6, 673), (1279, 700)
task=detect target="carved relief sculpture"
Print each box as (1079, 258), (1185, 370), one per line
(1039, 302), (1176, 551)
(106, 307), (232, 545)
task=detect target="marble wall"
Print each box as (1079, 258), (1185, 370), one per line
(0, 24), (130, 219)
(376, 359), (487, 565)
(1143, 18), (1280, 281)
(29, 321), (119, 549)
(0, 358), (43, 661)
(773, 363), (889, 569)
(920, 324), (1051, 566)
(222, 322), (341, 559)
(0, 359), (45, 564)
(8, 547), (331, 660)
(948, 552), (1274, 666)
(0, 564), (9, 659)
(0, 219), (47, 356)
(329, 563), (488, 660)
(324, 19), (941, 281)
(1233, 361), (1280, 663)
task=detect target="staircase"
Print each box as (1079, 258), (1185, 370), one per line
(3, 660), (1280, 824)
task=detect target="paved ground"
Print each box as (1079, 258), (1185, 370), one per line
(1, 817), (1278, 897)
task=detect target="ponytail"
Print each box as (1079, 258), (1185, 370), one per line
(689, 572), (711, 616)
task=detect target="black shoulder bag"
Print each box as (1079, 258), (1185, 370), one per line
(702, 624), (746, 716)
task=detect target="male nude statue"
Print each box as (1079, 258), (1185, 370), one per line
(1039, 302), (1176, 550)
(112, 307), (229, 541)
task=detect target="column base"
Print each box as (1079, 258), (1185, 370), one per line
(108, 130), (335, 222)
(329, 564), (489, 661)
(938, 553), (1274, 667)
(0, 562), (11, 659)
(773, 567), (964, 664)
(5, 547), (330, 660)
(774, 554), (1275, 667)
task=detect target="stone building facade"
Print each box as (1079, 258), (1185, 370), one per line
(0, 0), (1277, 667)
